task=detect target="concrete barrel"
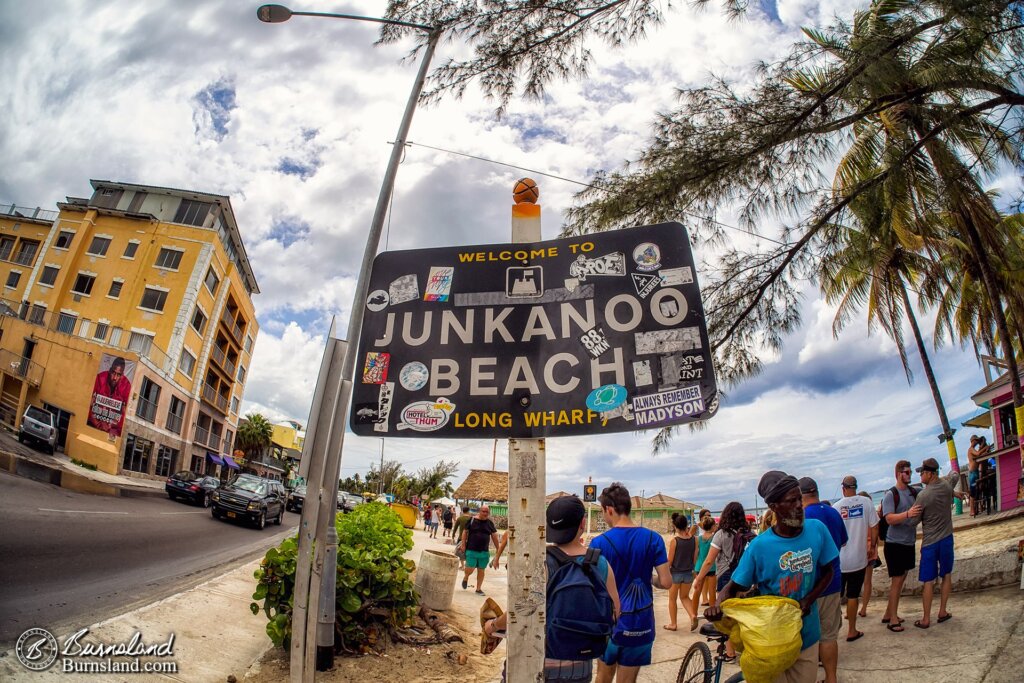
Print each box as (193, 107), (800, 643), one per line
(415, 549), (459, 611)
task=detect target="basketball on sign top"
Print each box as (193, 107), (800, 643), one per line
(513, 177), (539, 204)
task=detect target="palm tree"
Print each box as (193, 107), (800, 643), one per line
(820, 190), (964, 483)
(236, 413), (274, 465)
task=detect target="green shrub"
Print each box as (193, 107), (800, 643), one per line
(250, 502), (417, 652)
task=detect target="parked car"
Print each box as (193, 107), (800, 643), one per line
(165, 471), (220, 507)
(211, 477), (286, 529)
(286, 484), (307, 513)
(19, 406), (57, 454)
(338, 490), (359, 513)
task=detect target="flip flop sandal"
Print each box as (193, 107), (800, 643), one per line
(913, 620), (929, 629)
(479, 597), (505, 654)
(881, 617), (904, 625)
(846, 631), (864, 642)
(886, 623), (905, 632)
(938, 614), (953, 623)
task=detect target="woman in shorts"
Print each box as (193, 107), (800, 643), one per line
(665, 512), (699, 631)
(694, 515), (717, 608)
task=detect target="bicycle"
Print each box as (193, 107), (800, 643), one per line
(676, 622), (744, 683)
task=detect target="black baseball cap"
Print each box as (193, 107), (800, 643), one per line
(916, 457), (940, 473)
(547, 495), (585, 544)
(798, 477), (818, 494)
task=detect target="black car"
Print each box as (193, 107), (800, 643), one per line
(165, 471), (221, 507)
(286, 485), (307, 513)
(211, 477), (286, 529)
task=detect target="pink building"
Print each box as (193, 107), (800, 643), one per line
(967, 356), (1024, 512)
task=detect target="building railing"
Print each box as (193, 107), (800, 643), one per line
(0, 348), (44, 385)
(166, 411), (184, 435)
(195, 425), (211, 446)
(202, 383), (217, 404)
(0, 203), (58, 223)
(136, 396), (158, 423)
(0, 296), (175, 375)
(211, 344), (226, 367)
(215, 393), (229, 413)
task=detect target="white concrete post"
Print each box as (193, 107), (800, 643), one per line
(506, 182), (546, 682)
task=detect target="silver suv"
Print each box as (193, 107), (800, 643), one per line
(19, 406), (57, 454)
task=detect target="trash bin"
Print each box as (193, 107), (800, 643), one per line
(415, 549), (459, 611)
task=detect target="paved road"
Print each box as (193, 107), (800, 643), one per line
(0, 469), (297, 646)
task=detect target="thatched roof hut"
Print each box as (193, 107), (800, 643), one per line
(645, 492), (702, 510)
(453, 469), (508, 502)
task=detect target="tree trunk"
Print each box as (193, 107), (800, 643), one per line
(900, 281), (964, 514)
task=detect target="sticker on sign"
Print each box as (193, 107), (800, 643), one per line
(631, 385), (705, 427)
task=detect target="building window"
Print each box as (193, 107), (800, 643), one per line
(29, 304), (46, 325)
(122, 241), (139, 259)
(154, 248), (184, 270)
(79, 319), (91, 338)
(139, 287), (167, 312)
(87, 236), (111, 256)
(71, 273), (95, 296)
(54, 231), (75, 249)
(108, 280), (123, 298)
(56, 312), (77, 334)
(179, 349), (196, 377)
(244, 334), (253, 353)
(190, 454), (204, 473)
(13, 240), (39, 266)
(122, 434), (152, 474)
(167, 396), (186, 435)
(237, 364), (246, 383)
(231, 397), (239, 414)
(39, 266), (59, 287)
(128, 331), (153, 356)
(191, 307), (208, 335)
(5, 271), (20, 289)
(127, 192), (148, 213)
(109, 327), (123, 346)
(0, 237), (14, 261)
(94, 322), (109, 341)
(204, 268), (219, 295)
(173, 199), (212, 227)
(135, 377), (160, 423)
(155, 445), (178, 478)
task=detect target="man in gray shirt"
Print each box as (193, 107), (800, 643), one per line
(880, 460), (921, 630)
(909, 457), (966, 629)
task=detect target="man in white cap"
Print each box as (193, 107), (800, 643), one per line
(831, 475), (878, 643)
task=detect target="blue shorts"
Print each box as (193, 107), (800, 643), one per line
(919, 535), (954, 583)
(716, 568), (733, 592)
(600, 639), (653, 667)
(672, 570), (694, 585)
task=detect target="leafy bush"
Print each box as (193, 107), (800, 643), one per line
(250, 502), (418, 652)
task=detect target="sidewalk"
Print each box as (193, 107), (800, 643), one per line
(0, 557), (271, 682)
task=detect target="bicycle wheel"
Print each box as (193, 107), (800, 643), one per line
(677, 641), (713, 683)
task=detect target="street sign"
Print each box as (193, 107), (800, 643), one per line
(350, 222), (719, 438)
(583, 484), (597, 502)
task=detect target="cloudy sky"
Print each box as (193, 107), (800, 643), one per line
(2, 1), (1019, 509)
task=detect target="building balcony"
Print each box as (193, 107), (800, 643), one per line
(194, 424), (211, 446)
(201, 382), (229, 415)
(166, 411), (184, 435)
(0, 203), (58, 223)
(135, 396), (158, 423)
(0, 348), (44, 386)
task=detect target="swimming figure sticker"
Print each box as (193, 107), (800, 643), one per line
(586, 384), (627, 413)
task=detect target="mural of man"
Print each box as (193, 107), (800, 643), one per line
(87, 355), (133, 438)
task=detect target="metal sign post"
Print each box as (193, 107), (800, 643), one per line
(506, 190), (546, 683)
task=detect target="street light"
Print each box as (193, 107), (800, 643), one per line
(257, 6), (439, 680)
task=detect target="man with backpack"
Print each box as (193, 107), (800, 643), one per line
(880, 460), (922, 631)
(589, 483), (672, 683)
(480, 495), (620, 682)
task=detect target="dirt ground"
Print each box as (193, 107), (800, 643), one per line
(956, 513), (1024, 547)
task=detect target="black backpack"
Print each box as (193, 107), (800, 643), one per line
(878, 485), (917, 542)
(728, 529), (756, 572)
(545, 547), (615, 661)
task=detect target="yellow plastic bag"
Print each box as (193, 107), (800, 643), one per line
(716, 596), (803, 683)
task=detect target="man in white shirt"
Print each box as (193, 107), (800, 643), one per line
(832, 475), (878, 642)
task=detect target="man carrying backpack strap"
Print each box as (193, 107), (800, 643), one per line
(589, 484), (671, 683)
(481, 495), (620, 682)
(880, 460), (922, 631)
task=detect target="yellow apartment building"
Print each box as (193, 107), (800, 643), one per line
(271, 420), (304, 452)
(0, 180), (259, 478)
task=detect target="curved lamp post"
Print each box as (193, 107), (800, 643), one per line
(257, 6), (439, 680)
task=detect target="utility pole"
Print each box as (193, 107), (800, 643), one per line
(506, 181), (546, 683)
(379, 439), (385, 496)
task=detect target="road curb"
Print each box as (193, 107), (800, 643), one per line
(0, 449), (165, 498)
